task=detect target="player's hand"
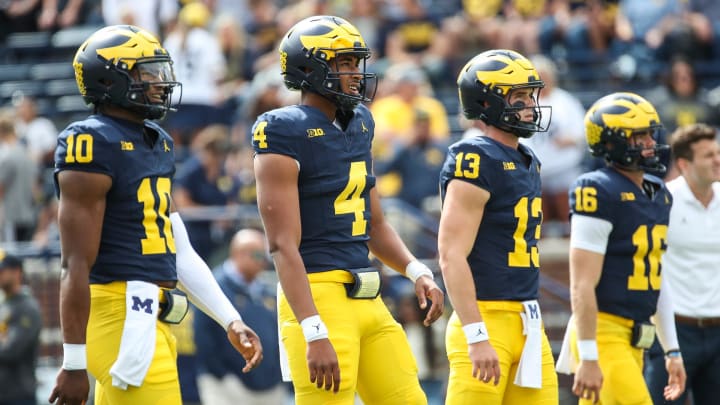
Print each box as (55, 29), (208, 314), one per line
(663, 356), (686, 400)
(48, 369), (89, 405)
(307, 338), (340, 393)
(468, 341), (500, 385)
(414, 275), (445, 326)
(227, 319), (263, 373)
(573, 360), (603, 404)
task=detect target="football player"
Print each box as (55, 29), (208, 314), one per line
(438, 49), (558, 404)
(49, 25), (262, 405)
(252, 15), (444, 405)
(563, 92), (686, 404)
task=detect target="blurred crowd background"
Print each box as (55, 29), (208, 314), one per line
(1, 0), (719, 403)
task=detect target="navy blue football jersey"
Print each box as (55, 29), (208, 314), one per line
(251, 104), (376, 273)
(439, 136), (543, 301)
(54, 115), (177, 284)
(569, 167), (672, 322)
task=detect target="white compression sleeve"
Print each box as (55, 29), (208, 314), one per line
(652, 273), (680, 352)
(170, 212), (241, 330)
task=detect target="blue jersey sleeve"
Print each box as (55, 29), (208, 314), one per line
(443, 141), (500, 194)
(251, 111), (301, 161)
(55, 122), (116, 179)
(569, 172), (615, 222)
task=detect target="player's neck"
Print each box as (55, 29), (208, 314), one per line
(613, 165), (645, 188)
(303, 92), (336, 122)
(99, 105), (145, 124)
(485, 126), (519, 149)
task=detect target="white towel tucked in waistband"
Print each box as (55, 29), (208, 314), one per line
(514, 300), (543, 389)
(555, 315), (576, 375)
(109, 280), (159, 390)
(277, 282), (292, 382)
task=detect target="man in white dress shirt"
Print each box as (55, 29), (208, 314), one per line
(645, 123), (720, 404)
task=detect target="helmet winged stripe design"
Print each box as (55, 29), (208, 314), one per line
(73, 25), (180, 120)
(585, 92), (666, 172)
(279, 15), (376, 111)
(457, 49), (550, 138)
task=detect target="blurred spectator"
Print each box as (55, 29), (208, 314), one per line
(205, 0), (250, 27)
(173, 124), (237, 261)
(37, 0), (88, 31)
(344, 0), (382, 52)
(520, 55), (586, 237)
(232, 64), (296, 143)
(612, 0), (687, 80)
(645, 57), (719, 135)
(395, 291), (448, 404)
(538, 0), (618, 56)
(224, 144), (257, 205)
(0, 0), (42, 42)
(13, 96), (57, 167)
(163, 1), (227, 150)
(0, 110), (37, 243)
(376, 0), (450, 78)
(244, 0), (282, 79)
(687, 0), (720, 60)
(101, 0), (178, 39)
(214, 14), (249, 101)
(455, 0), (507, 52)
(375, 109), (448, 211)
(496, 0), (547, 55)
(170, 308), (201, 405)
(370, 62), (450, 161)
(0, 253), (42, 405)
(194, 228), (285, 405)
(12, 96), (57, 247)
(644, 124), (720, 405)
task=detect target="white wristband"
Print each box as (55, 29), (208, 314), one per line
(405, 260), (434, 283)
(62, 343), (87, 370)
(300, 315), (329, 343)
(462, 322), (489, 344)
(577, 339), (599, 361)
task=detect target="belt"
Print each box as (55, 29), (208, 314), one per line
(675, 314), (720, 328)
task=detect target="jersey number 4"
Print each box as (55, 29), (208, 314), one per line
(334, 161), (368, 236)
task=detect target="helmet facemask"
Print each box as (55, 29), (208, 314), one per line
(457, 49), (552, 138)
(302, 47), (377, 111)
(585, 92), (667, 174)
(496, 84), (550, 138)
(279, 15), (377, 112)
(593, 126), (668, 173)
(124, 58), (181, 120)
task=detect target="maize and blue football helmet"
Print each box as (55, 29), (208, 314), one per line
(279, 15), (377, 111)
(457, 49), (550, 138)
(73, 25), (180, 120)
(585, 92), (667, 172)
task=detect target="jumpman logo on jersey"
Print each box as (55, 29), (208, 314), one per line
(361, 120), (368, 133)
(163, 139), (171, 152)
